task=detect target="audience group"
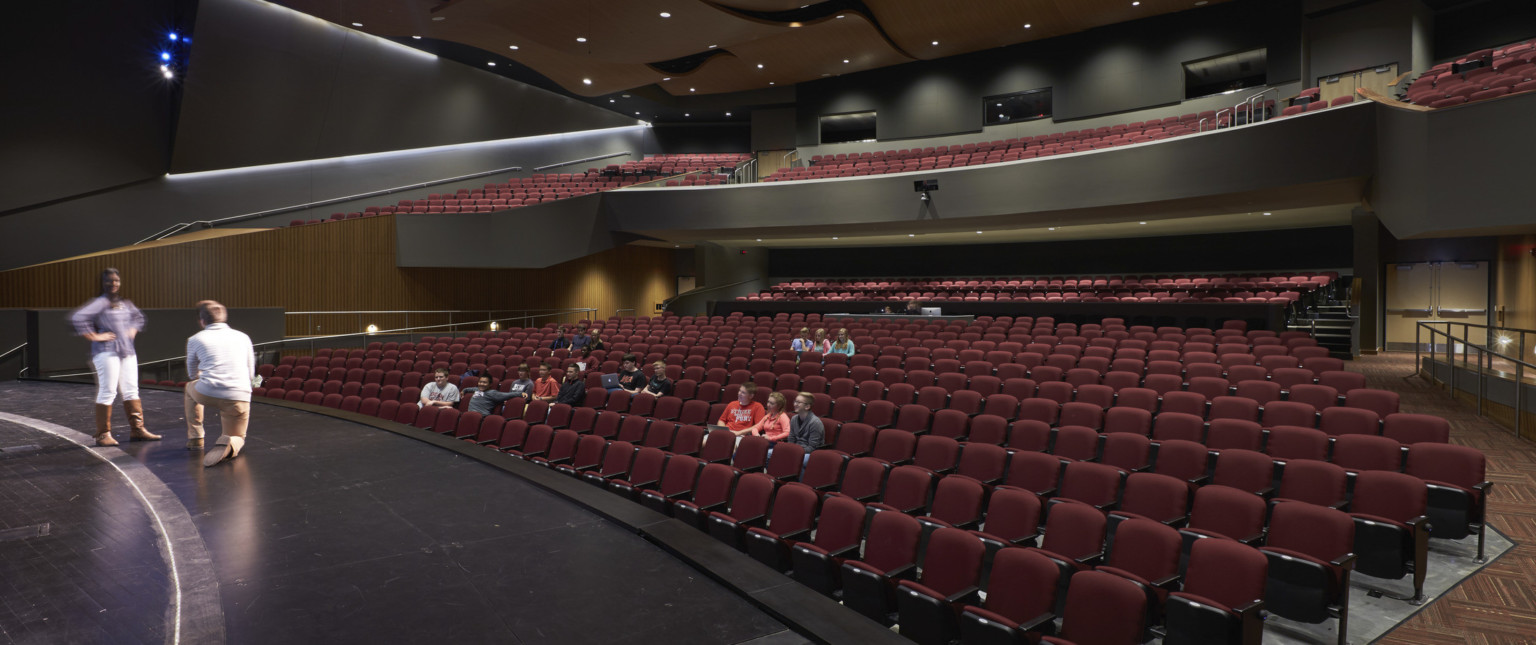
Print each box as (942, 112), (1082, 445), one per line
(435, 320), (830, 468)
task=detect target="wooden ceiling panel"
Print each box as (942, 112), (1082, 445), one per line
(447, 0), (785, 64)
(691, 13), (913, 94)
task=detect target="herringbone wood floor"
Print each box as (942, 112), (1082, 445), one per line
(1363, 354), (1536, 645)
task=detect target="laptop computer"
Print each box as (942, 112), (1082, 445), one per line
(920, 307), (943, 316)
(600, 373), (622, 389)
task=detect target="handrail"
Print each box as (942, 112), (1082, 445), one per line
(533, 150), (632, 172)
(1355, 87), (1435, 112)
(662, 277), (761, 309)
(46, 308), (597, 380)
(731, 158), (758, 184)
(782, 149), (800, 169)
(0, 342), (25, 362)
(1388, 71), (1413, 88)
(138, 162), (537, 244)
(1415, 320), (1531, 436)
(1242, 87), (1277, 124)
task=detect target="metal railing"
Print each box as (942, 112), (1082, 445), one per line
(284, 308), (594, 337)
(0, 342), (26, 378)
(731, 157), (758, 184)
(533, 151), (631, 172)
(781, 149), (801, 169)
(1241, 87), (1278, 125)
(1415, 320), (1533, 436)
(661, 277), (762, 313)
(46, 308), (597, 383)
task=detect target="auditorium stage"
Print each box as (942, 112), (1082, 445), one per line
(0, 381), (817, 645)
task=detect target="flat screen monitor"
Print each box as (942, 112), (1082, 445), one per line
(920, 307), (943, 316)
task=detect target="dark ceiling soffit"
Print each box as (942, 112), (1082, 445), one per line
(703, 0), (916, 59)
(649, 49), (731, 74)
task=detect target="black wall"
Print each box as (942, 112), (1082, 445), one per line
(794, 0), (1302, 144)
(0, 0), (188, 213)
(767, 226), (1353, 278)
(170, 0), (639, 174)
(1432, 0), (1536, 60)
(646, 123), (754, 155)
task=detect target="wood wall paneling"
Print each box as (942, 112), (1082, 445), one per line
(0, 216), (677, 337)
(1496, 234), (1536, 337)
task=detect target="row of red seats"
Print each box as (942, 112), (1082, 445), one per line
(1402, 39), (1536, 107)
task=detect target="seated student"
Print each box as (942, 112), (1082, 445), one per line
(717, 383), (765, 433)
(553, 368), (587, 406)
(504, 364), (535, 398)
(786, 392), (825, 465)
(420, 368), (460, 408)
(644, 361), (673, 397)
(572, 348), (594, 374)
(570, 323), (592, 352)
(810, 328), (832, 354)
(588, 331), (606, 352)
(615, 353), (647, 393)
(828, 328), (856, 357)
(790, 327), (815, 354)
(549, 325), (571, 350)
(736, 392), (790, 441)
(904, 299), (924, 315)
(463, 375), (521, 416)
(531, 364), (561, 403)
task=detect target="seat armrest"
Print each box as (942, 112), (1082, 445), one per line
(945, 585), (982, 605)
(1073, 550), (1105, 566)
(1407, 515), (1431, 531)
(629, 477), (660, 491)
(696, 500), (727, 515)
(574, 463), (600, 472)
(1233, 599), (1264, 615)
(886, 562), (918, 581)
(779, 527), (812, 543)
(735, 513), (767, 528)
(1016, 612), (1057, 633)
(1255, 486), (1275, 499)
(826, 543), (861, 560)
(1188, 475), (1210, 486)
(1330, 552), (1357, 570)
(1151, 573), (1182, 591)
(665, 489), (693, 500)
(1238, 531), (1265, 545)
(549, 455), (574, 466)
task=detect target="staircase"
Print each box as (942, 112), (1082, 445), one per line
(1290, 280), (1358, 358)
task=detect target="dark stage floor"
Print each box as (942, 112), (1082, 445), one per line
(0, 381), (803, 645)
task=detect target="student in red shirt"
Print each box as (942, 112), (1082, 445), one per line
(532, 363), (560, 402)
(717, 382), (765, 432)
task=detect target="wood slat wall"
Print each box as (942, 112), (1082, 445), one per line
(0, 216), (677, 336)
(1496, 234), (1536, 335)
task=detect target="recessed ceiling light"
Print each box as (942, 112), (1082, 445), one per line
(487, 62), (496, 67)
(843, 59), (851, 63)
(412, 36), (422, 39)
(432, 16), (445, 21)
(1263, 212), (1273, 216)
(576, 37), (587, 42)
(725, 112), (732, 116)
(684, 113), (690, 117)
(1139, 221), (1147, 225)
(635, 112), (641, 115)
(1023, 23), (1032, 28)
(976, 230), (983, 234)
(508, 45), (519, 50)
(932, 41), (939, 46)
(996, 103), (1002, 106)
(582, 78), (592, 85)
(769, 81), (775, 85)
(836, 14), (844, 18)
(908, 234), (915, 237)
(832, 237), (839, 240)
(351, 22), (363, 27)
(757, 63), (764, 69)
(1132, 1), (1140, 5)
(709, 44), (718, 49)
(1048, 227), (1056, 231)
(789, 21), (803, 27)
(662, 77), (671, 81)
(610, 99), (616, 103)
(659, 12), (671, 18)
(1195, 0), (1208, 4)
(689, 87), (696, 92)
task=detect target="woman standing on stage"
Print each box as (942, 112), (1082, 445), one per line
(71, 268), (160, 446)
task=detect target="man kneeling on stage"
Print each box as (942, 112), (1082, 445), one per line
(185, 300), (256, 467)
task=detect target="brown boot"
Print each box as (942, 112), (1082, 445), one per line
(124, 399), (161, 442)
(94, 404), (119, 446)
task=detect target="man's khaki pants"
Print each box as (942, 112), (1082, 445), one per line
(185, 382), (250, 440)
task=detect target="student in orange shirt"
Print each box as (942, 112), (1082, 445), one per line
(531, 363), (561, 402)
(736, 392), (791, 441)
(717, 382), (765, 432)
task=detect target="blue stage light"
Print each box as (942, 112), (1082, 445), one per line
(160, 52), (171, 61)
(169, 32), (179, 41)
